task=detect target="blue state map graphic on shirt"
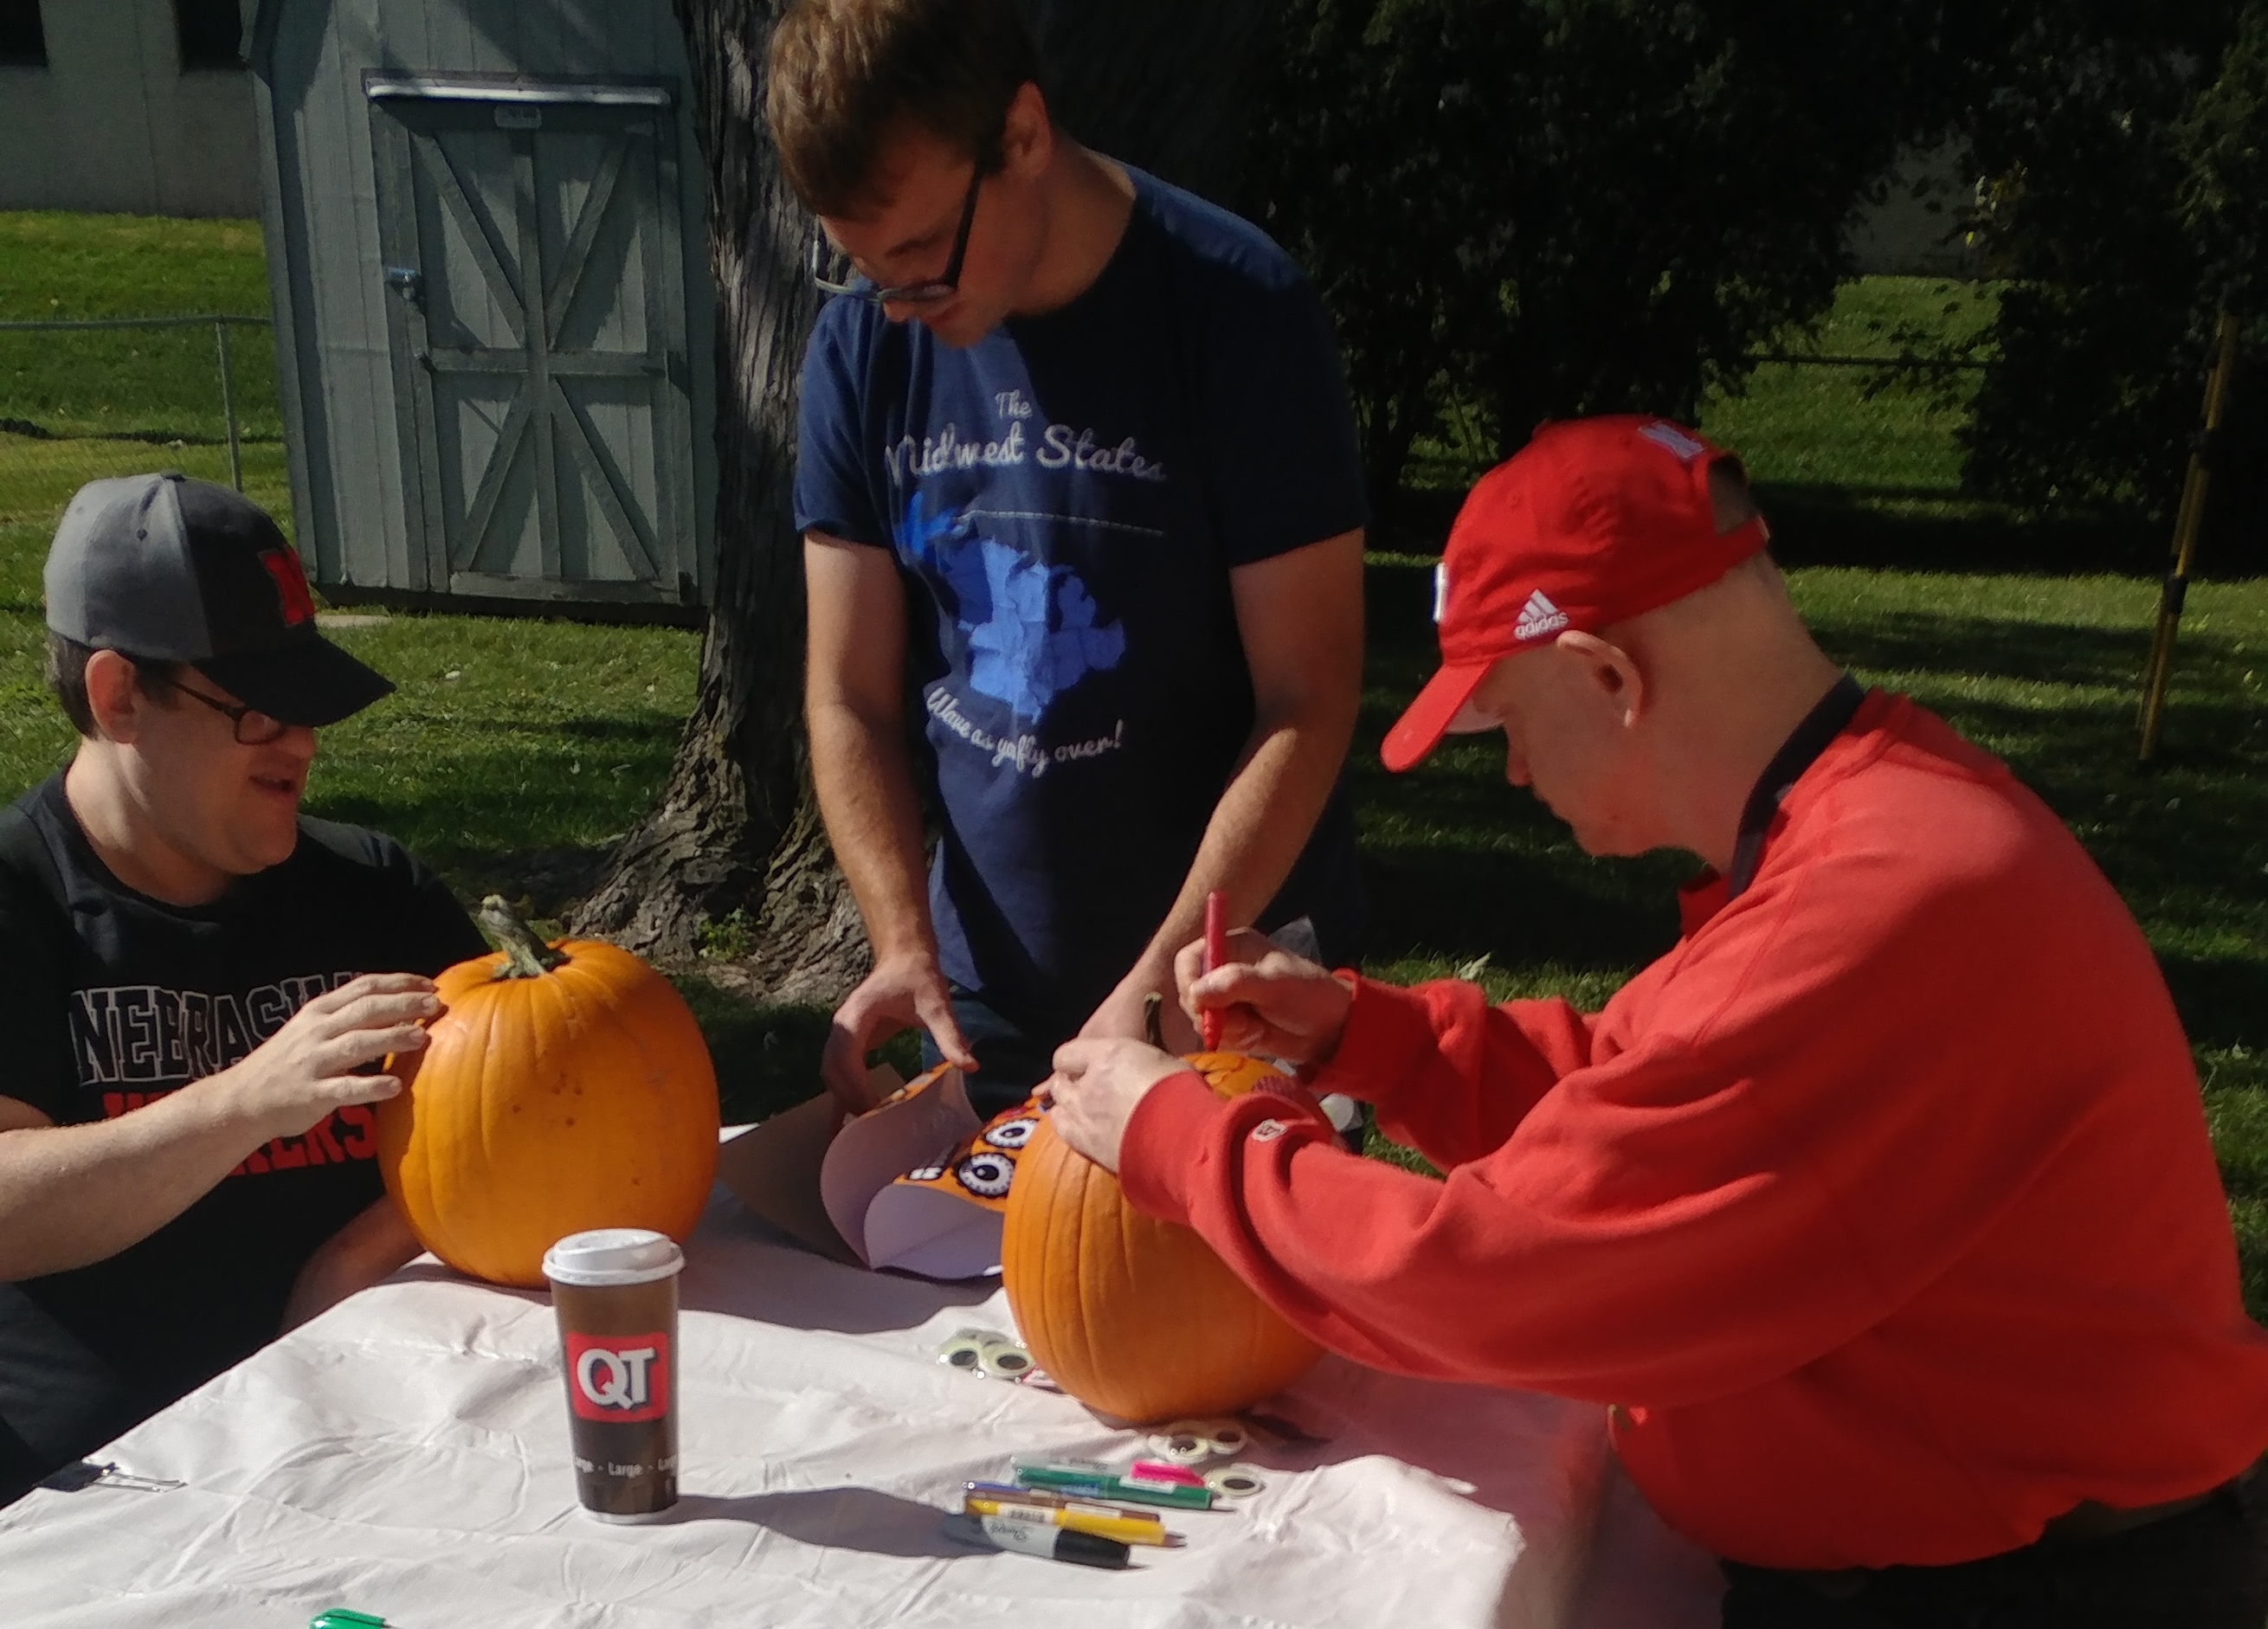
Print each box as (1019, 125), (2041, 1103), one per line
(896, 493), (1126, 724)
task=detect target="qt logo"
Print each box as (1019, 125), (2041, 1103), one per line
(565, 1332), (670, 1422)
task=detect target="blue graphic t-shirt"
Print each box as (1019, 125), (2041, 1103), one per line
(796, 169), (1367, 1033)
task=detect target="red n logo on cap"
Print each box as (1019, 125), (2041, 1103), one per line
(259, 549), (316, 626)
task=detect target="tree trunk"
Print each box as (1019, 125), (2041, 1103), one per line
(573, 0), (1278, 1004)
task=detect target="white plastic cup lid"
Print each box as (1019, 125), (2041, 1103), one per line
(542, 1228), (685, 1287)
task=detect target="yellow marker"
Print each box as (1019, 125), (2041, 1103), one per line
(963, 1492), (1182, 1548)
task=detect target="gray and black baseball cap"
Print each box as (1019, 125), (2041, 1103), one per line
(44, 473), (393, 728)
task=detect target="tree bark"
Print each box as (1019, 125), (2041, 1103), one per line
(573, 0), (1278, 1005)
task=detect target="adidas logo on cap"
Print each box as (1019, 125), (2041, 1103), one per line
(1513, 589), (1570, 641)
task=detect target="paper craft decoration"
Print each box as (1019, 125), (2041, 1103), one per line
(721, 1063), (1042, 1279)
(717, 1093), (858, 1265)
(862, 1097), (1044, 1278)
(834, 1066), (1043, 1279)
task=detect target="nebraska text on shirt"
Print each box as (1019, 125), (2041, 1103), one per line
(69, 972), (359, 1087)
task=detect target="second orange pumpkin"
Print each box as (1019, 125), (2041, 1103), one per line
(1002, 1053), (1323, 1423)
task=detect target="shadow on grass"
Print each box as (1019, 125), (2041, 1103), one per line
(1813, 609), (2149, 693)
(1759, 486), (2165, 577)
(1376, 476), (2188, 583)
(673, 977), (925, 1129)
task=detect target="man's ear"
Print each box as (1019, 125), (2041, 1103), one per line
(1000, 81), (1053, 179)
(82, 649), (146, 744)
(1554, 629), (1646, 729)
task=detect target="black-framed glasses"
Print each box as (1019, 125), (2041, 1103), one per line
(809, 161), (987, 306)
(164, 677), (291, 746)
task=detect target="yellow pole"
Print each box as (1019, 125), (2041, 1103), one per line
(2137, 310), (2243, 764)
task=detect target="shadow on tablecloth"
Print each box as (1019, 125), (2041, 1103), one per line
(652, 1485), (968, 1557)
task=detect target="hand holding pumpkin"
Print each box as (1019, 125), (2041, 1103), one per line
(213, 972), (441, 1141)
(1174, 930), (1353, 1068)
(1041, 1037), (1191, 1173)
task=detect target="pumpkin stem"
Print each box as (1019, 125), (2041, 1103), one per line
(479, 894), (567, 978)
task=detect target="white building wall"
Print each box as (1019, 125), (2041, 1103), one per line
(0, 0), (260, 217)
(1845, 141), (1981, 280)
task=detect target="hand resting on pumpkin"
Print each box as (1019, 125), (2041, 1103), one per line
(0, 973), (439, 1281)
(1173, 927), (1355, 1070)
(1041, 1038), (1193, 1174)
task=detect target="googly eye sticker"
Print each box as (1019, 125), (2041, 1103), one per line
(954, 1151), (1015, 1200)
(1203, 1466), (1266, 1502)
(1152, 1417), (1246, 1462)
(1146, 1431), (1213, 1465)
(981, 1114), (1040, 1150)
(976, 1338), (1034, 1380)
(937, 1330), (990, 1370)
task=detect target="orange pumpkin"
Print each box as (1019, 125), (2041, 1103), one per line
(1002, 1052), (1323, 1423)
(377, 897), (719, 1287)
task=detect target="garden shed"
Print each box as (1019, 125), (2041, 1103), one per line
(245, 0), (717, 619)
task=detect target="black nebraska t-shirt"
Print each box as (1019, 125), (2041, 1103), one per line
(0, 774), (485, 1485)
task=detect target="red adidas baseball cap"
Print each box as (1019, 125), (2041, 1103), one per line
(1381, 415), (1768, 772)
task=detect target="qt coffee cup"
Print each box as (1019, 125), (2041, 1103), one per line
(543, 1228), (686, 1523)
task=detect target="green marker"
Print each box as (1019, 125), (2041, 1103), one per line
(311, 1612), (392, 1629)
(1011, 1457), (1215, 1511)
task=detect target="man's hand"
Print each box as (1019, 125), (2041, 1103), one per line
(214, 973), (440, 1143)
(1043, 1037), (1192, 1173)
(1174, 928), (1353, 1069)
(822, 950), (977, 1112)
(1080, 963), (1200, 1053)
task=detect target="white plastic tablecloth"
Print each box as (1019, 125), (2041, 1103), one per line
(0, 1187), (1724, 1627)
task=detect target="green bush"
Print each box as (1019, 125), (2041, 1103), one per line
(1954, 2), (2268, 573)
(1248, 0), (1938, 523)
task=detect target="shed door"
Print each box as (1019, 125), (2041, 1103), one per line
(367, 78), (699, 608)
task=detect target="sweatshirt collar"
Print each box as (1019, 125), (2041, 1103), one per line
(1678, 679), (1878, 935)
(1725, 674), (1867, 899)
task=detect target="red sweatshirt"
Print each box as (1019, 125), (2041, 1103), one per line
(1121, 692), (2268, 1569)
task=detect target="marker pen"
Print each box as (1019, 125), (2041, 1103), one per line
(1201, 889), (1228, 1050)
(943, 1511), (1131, 1569)
(966, 1481), (1166, 1524)
(1011, 1458), (1215, 1510)
(1129, 1459), (1210, 1488)
(963, 1492), (1180, 1547)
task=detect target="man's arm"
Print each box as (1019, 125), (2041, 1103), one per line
(0, 974), (437, 1281)
(1081, 528), (1365, 1048)
(805, 532), (976, 1108)
(279, 1192), (424, 1331)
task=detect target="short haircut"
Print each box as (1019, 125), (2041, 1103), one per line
(766, 0), (1039, 215)
(45, 633), (181, 739)
(1707, 456), (1766, 537)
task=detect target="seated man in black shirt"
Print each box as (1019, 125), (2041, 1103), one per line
(0, 473), (488, 1504)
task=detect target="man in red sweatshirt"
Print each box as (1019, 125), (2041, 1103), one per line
(1043, 415), (2268, 1626)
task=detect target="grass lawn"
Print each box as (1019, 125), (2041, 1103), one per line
(4, 213), (2265, 1306)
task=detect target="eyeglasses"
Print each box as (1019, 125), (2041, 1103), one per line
(809, 161), (988, 306)
(164, 677), (291, 746)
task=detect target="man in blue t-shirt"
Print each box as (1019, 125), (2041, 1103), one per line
(772, 0), (1369, 1117)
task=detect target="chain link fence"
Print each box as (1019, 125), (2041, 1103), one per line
(0, 315), (287, 611)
